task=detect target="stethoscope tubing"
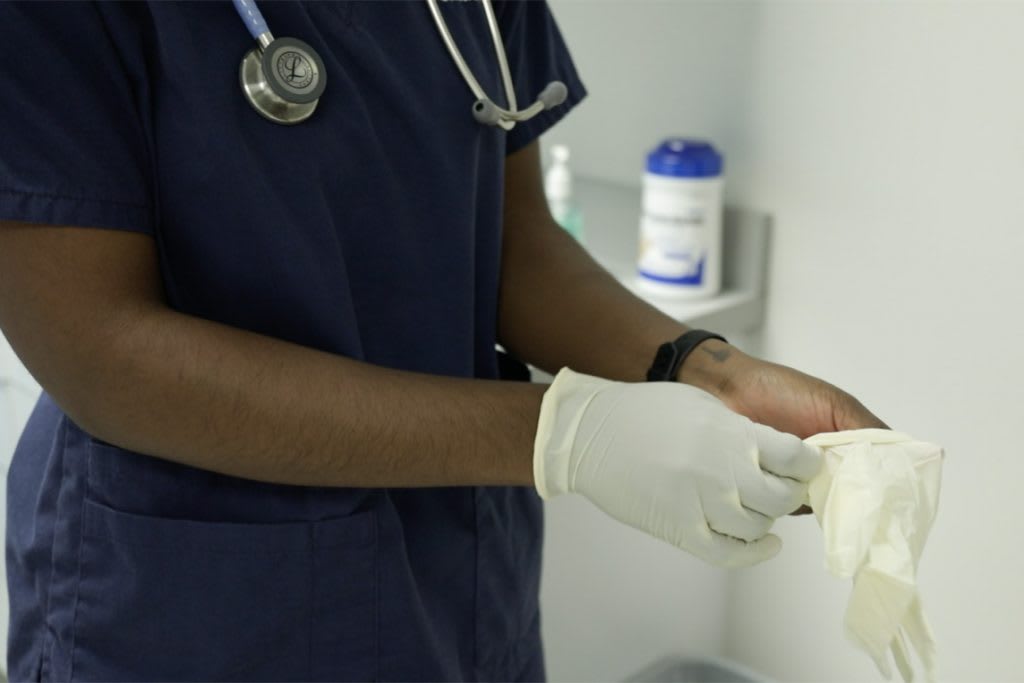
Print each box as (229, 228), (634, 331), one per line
(233, 0), (269, 41)
(424, 0), (495, 107)
(477, 0), (518, 114)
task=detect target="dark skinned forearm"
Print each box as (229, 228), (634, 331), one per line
(82, 306), (544, 488)
(497, 142), (744, 393)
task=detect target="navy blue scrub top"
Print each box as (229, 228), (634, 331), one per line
(1, 2), (585, 680)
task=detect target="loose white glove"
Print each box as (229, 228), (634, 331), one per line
(806, 429), (943, 683)
(534, 368), (822, 568)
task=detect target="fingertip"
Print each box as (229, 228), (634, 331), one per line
(746, 533), (783, 566)
(707, 532), (782, 569)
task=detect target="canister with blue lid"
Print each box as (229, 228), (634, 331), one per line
(636, 138), (723, 299)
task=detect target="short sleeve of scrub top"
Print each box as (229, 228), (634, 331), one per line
(0, 3), (155, 233)
(2, 2), (586, 682)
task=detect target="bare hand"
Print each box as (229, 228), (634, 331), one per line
(679, 340), (887, 440)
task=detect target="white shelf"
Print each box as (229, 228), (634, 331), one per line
(575, 176), (771, 333)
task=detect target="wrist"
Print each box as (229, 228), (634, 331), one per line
(675, 338), (749, 401)
(534, 368), (615, 499)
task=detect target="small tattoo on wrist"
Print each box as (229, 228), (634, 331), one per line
(701, 344), (731, 363)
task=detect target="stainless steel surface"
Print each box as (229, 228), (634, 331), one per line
(627, 655), (773, 683)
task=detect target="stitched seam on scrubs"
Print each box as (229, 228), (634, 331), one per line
(472, 488), (481, 680)
(39, 418), (69, 681)
(67, 489), (89, 681)
(308, 523), (314, 681)
(373, 511), (380, 683)
(74, 533), (301, 556)
(0, 187), (150, 209)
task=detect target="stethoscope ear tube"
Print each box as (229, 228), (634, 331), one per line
(472, 99), (503, 126)
(538, 82), (568, 110)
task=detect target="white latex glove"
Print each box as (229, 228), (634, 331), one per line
(806, 429), (943, 683)
(534, 368), (822, 568)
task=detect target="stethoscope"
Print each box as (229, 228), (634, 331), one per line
(231, 0), (568, 128)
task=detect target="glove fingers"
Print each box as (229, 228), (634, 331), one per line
(700, 531), (782, 569)
(754, 424), (823, 482)
(705, 503), (774, 543)
(736, 465), (808, 518)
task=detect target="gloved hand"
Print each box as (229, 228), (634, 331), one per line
(534, 368), (822, 568)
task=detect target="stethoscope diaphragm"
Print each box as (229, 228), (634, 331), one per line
(239, 35), (326, 125)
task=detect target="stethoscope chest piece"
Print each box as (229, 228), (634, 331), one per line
(240, 36), (327, 125)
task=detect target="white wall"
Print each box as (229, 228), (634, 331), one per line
(541, 495), (731, 682)
(725, 3), (1024, 681)
(544, 0), (757, 193)
(549, 1), (1024, 681)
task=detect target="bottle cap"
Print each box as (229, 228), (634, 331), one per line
(646, 138), (723, 178)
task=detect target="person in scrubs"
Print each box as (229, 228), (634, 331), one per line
(0, 2), (885, 681)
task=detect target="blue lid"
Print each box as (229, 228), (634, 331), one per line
(646, 138), (723, 178)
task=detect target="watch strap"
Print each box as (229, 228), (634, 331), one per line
(646, 330), (728, 382)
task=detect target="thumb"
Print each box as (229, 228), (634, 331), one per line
(703, 532), (783, 569)
(753, 423), (823, 483)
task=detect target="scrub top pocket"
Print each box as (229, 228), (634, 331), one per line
(67, 499), (377, 682)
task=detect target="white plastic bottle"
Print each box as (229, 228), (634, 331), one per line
(636, 138), (723, 299)
(544, 144), (584, 242)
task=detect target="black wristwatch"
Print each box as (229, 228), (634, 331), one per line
(646, 330), (728, 382)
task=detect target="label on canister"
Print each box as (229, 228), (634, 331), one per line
(636, 139), (723, 299)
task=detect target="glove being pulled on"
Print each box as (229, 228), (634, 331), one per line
(534, 368), (822, 568)
(806, 429), (943, 682)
